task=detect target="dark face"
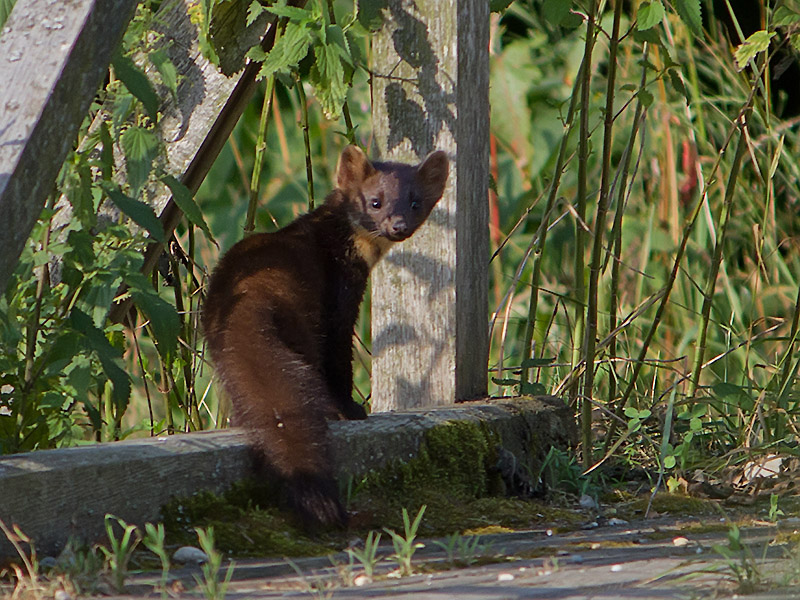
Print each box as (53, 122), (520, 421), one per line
(335, 145), (449, 242)
(358, 165), (429, 241)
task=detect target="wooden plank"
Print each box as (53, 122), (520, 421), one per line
(0, 0), (139, 294)
(0, 398), (574, 558)
(371, 0), (490, 410)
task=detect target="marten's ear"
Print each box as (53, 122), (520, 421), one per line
(336, 145), (376, 191)
(415, 150), (449, 206)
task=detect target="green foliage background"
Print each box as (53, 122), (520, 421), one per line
(3, 0), (800, 488)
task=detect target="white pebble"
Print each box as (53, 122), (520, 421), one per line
(172, 546), (208, 565)
(498, 573), (515, 582)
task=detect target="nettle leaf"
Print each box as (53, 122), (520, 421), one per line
(247, 0), (266, 26)
(490, 0), (514, 13)
(542, 0), (571, 27)
(734, 30), (776, 71)
(162, 175), (217, 246)
(357, 0), (386, 30)
(120, 126), (160, 197)
(112, 52), (160, 122)
(668, 69), (690, 103)
(773, 6), (800, 27)
(128, 275), (179, 358)
(265, 3), (312, 20)
(247, 45), (268, 61)
(70, 309), (131, 410)
(521, 357), (556, 368)
(638, 0), (665, 30)
(257, 20), (314, 79)
(310, 41), (347, 120)
(521, 381), (547, 396)
(150, 48), (178, 100)
(0, 0), (17, 30)
(638, 88), (654, 107)
(105, 186), (166, 243)
(673, 0), (702, 37)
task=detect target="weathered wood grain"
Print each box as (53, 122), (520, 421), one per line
(0, 0), (139, 294)
(371, 0), (490, 410)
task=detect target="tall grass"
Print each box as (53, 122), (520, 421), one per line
(488, 1), (800, 474)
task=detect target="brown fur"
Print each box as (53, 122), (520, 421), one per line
(202, 146), (448, 527)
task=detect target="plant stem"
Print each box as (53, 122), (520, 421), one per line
(607, 44), (649, 417)
(245, 76), (276, 236)
(575, 0), (597, 466)
(687, 112), (750, 399)
(601, 99), (755, 456)
(296, 76), (315, 210)
(519, 62), (584, 387)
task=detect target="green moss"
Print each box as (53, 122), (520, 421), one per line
(160, 481), (336, 557)
(159, 419), (558, 556)
(355, 420), (502, 502)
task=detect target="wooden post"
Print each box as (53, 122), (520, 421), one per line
(371, 0), (489, 410)
(0, 0), (139, 294)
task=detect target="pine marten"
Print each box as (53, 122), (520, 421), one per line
(202, 145), (449, 527)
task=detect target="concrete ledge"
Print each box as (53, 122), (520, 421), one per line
(0, 397), (574, 559)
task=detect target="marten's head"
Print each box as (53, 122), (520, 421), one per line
(334, 145), (449, 250)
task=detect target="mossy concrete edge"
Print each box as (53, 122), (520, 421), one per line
(0, 396), (574, 559)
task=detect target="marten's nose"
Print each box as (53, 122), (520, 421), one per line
(390, 220), (408, 236)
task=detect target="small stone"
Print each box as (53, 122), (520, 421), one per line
(610, 564), (623, 572)
(54, 590), (72, 600)
(607, 517), (628, 526)
(497, 573), (514, 582)
(172, 546), (208, 565)
(673, 536), (690, 547)
(579, 494), (598, 510)
(353, 574), (371, 587)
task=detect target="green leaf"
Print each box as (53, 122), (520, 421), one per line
(773, 5), (800, 27)
(150, 49), (178, 100)
(257, 20), (314, 79)
(734, 30), (776, 70)
(246, 45), (268, 61)
(638, 0), (665, 30)
(357, 0), (386, 30)
(0, 0), (17, 30)
(128, 281), (180, 358)
(543, 0), (571, 27)
(520, 381), (547, 396)
(112, 52), (160, 122)
(105, 187), (166, 243)
(98, 121), (115, 181)
(246, 0), (266, 26)
(624, 406), (640, 419)
(265, 3), (312, 20)
(490, 0), (514, 13)
(638, 88), (654, 107)
(491, 377), (520, 387)
(69, 309), (131, 410)
(162, 175), (217, 246)
(521, 357), (556, 368)
(633, 27), (661, 44)
(310, 40), (348, 120)
(120, 126), (160, 197)
(673, 0), (702, 37)
(668, 69), (690, 103)
(663, 455), (676, 469)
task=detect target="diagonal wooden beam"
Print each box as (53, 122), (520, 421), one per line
(0, 0), (140, 294)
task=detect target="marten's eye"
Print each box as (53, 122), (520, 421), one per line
(410, 200), (420, 211)
(370, 198), (382, 210)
